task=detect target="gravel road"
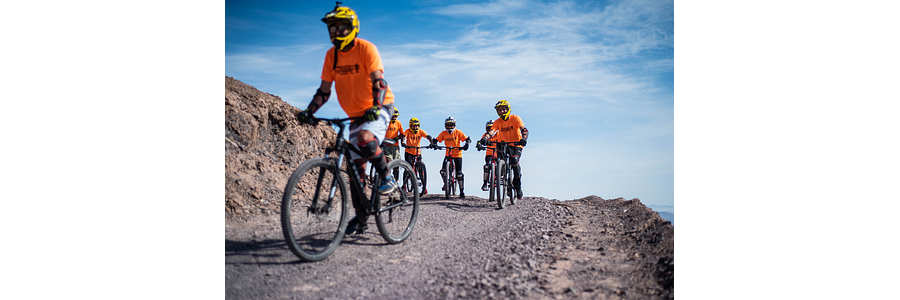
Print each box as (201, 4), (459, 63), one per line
(226, 195), (674, 299)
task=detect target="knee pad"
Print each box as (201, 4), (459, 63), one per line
(357, 138), (382, 159)
(510, 155), (520, 166)
(456, 173), (464, 180)
(484, 164), (491, 172)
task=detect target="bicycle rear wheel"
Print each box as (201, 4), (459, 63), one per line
(495, 160), (506, 209)
(281, 158), (350, 262)
(375, 160), (420, 243)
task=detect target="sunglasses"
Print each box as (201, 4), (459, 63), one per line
(328, 22), (351, 34)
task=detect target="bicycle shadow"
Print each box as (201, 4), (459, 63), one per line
(225, 238), (309, 265)
(418, 195), (500, 213)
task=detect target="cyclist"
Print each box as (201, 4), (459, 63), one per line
(401, 117), (433, 196)
(476, 120), (500, 191)
(488, 100), (528, 200)
(384, 107), (404, 178)
(296, 3), (397, 234)
(432, 117), (471, 198)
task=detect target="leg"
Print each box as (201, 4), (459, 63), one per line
(482, 155), (491, 191)
(455, 157), (465, 197)
(509, 147), (523, 198)
(440, 156), (450, 191)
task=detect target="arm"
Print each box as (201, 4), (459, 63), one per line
(298, 80), (332, 123)
(370, 70), (387, 108)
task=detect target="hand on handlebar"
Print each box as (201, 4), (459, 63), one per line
(296, 110), (318, 125)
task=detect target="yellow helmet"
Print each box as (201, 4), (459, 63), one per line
(494, 100), (511, 120)
(409, 118), (420, 132)
(321, 3), (360, 51)
(393, 107), (399, 118)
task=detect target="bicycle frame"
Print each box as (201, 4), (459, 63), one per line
(431, 145), (466, 198)
(316, 118), (406, 216)
(400, 143), (429, 194)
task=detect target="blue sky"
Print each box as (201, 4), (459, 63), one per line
(226, 0), (674, 207)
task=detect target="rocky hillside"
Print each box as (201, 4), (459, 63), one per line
(225, 76), (337, 220)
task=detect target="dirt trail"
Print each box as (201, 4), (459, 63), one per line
(225, 195), (674, 299)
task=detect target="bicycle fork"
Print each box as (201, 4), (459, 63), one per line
(308, 152), (346, 221)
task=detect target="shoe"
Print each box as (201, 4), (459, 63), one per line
(345, 217), (367, 235)
(481, 182), (488, 191)
(441, 184), (446, 191)
(516, 187), (523, 200)
(460, 192), (465, 198)
(420, 188), (428, 197)
(378, 174), (398, 195)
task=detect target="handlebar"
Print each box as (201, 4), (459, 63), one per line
(430, 145), (468, 151)
(402, 143), (435, 149)
(484, 141), (523, 147)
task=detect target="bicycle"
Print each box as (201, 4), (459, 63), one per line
(430, 145), (467, 199)
(484, 141), (520, 209)
(281, 117), (420, 262)
(400, 143), (431, 197)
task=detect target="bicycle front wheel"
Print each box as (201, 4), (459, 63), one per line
(375, 160), (420, 243)
(444, 162), (452, 199)
(281, 158), (350, 261)
(495, 160), (506, 209)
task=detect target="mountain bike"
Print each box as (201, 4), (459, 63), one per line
(430, 145), (467, 199)
(281, 117), (420, 262)
(400, 143), (431, 197)
(485, 141), (520, 209)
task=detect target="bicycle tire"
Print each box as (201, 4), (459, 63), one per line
(281, 158), (350, 262)
(488, 162), (496, 204)
(375, 160), (420, 243)
(444, 161), (452, 199)
(417, 162), (427, 196)
(495, 159), (506, 209)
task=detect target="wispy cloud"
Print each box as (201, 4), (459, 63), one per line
(379, 0), (673, 114)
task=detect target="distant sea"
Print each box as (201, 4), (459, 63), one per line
(647, 205), (674, 225)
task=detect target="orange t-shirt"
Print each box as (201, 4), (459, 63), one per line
(385, 120), (404, 146)
(491, 115), (525, 148)
(436, 129), (468, 158)
(321, 38), (395, 118)
(403, 129), (429, 155)
(481, 132), (499, 156)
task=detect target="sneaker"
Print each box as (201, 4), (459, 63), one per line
(378, 174), (398, 195)
(481, 182), (488, 191)
(345, 217), (367, 235)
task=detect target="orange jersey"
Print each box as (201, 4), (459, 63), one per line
(481, 132), (500, 156)
(436, 129), (468, 158)
(385, 120), (404, 146)
(403, 129), (429, 155)
(321, 38), (395, 118)
(491, 115), (525, 148)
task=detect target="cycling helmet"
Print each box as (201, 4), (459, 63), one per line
(485, 119), (494, 132)
(392, 107), (399, 118)
(409, 117), (420, 132)
(321, 2), (359, 51)
(494, 100), (511, 121)
(444, 117), (456, 129)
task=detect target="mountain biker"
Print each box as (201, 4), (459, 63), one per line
(295, 3), (397, 234)
(432, 117), (471, 198)
(384, 107), (404, 178)
(488, 100), (528, 200)
(476, 119), (500, 191)
(401, 117), (432, 196)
